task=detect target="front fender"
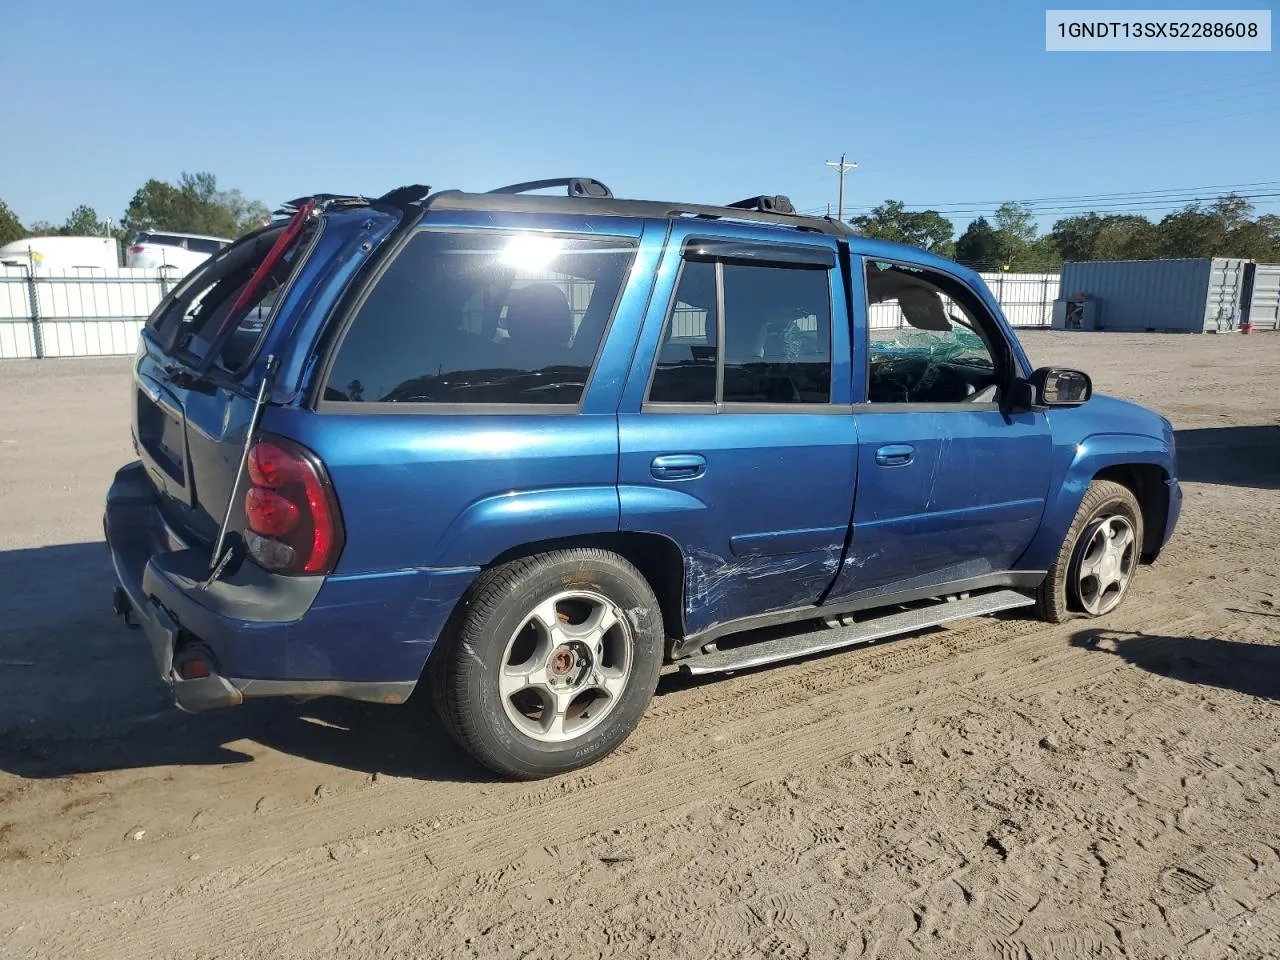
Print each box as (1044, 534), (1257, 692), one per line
(1017, 432), (1173, 571)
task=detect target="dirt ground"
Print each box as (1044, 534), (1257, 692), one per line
(1, 331), (1278, 960)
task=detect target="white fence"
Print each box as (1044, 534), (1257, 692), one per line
(0, 265), (1063, 361)
(869, 271), (1059, 330)
(0, 265), (180, 360)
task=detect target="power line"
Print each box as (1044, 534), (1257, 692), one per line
(735, 68), (1280, 209)
(840, 179), (1280, 213)
(762, 73), (1280, 196)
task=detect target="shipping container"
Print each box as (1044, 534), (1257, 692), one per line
(1056, 258), (1249, 333)
(1243, 263), (1280, 331)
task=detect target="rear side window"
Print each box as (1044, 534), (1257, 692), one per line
(324, 231), (635, 406)
(648, 253), (833, 405)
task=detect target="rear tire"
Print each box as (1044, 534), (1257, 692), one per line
(1035, 479), (1143, 623)
(428, 549), (664, 780)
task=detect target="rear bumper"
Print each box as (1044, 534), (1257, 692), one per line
(105, 461), (476, 711)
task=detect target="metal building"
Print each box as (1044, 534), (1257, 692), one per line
(1055, 258), (1250, 333)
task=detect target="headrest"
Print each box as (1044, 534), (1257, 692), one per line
(897, 287), (952, 332)
(505, 283), (572, 345)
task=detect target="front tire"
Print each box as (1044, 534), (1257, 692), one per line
(428, 549), (664, 779)
(1035, 479), (1143, 623)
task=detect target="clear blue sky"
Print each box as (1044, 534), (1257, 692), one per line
(2, 0), (1276, 235)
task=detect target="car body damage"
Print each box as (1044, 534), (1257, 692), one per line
(104, 179), (1180, 777)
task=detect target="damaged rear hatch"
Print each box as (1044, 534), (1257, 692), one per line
(131, 198), (402, 553)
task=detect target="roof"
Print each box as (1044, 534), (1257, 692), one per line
(421, 189), (857, 239)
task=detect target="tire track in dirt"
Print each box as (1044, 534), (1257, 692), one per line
(14, 605), (1136, 910)
(25, 605), (1218, 957)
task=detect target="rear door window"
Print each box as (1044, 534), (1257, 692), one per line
(323, 231), (636, 406)
(647, 247), (834, 406)
(187, 237), (225, 255)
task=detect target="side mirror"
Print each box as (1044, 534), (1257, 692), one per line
(1028, 367), (1092, 407)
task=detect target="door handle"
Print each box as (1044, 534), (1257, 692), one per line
(875, 444), (915, 467)
(651, 454), (706, 481)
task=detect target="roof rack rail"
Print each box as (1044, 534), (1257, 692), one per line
(487, 177), (613, 199)
(725, 195), (796, 215)
(421, 190), (855, 238)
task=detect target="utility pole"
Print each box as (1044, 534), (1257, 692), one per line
(825, 153), (858, 222)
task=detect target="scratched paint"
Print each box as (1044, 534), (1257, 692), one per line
(685, 544), (843, 630)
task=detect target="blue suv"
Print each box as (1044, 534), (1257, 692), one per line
(105, 179), (1181, 779)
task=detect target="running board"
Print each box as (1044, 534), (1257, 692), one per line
(680, 589), (1034, 676)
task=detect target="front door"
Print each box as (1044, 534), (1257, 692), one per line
(825, 255), (1052, 605)
(617, 224), (856, 639)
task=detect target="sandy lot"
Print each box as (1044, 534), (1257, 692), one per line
(1, 331), (1278, 960)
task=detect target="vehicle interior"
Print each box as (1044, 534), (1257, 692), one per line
(864, 261), (1005, 405)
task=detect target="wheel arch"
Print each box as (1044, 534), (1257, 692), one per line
(483, 532), (687, 646)
(1017, 433), (1174, 571)
(1089, 462), (1170, 561)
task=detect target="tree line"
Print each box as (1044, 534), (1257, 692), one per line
(0, 171), (271, 249)
(5, 174), (1278, 272)
(851, 193), (1280, 271)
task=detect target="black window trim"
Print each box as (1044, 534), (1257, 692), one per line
(683, 236), (837, 269)
(642, 241), (839, 414)
(857, 254), (1015, 413)
(313, 224), (639, 416)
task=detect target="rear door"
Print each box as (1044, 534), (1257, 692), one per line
(823, 253), (1052, 605)
(617, 223), (856, 640)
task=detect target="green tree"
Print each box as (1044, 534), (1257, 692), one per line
(0, 200), (27, 245)
(992, 202), (1037, 270)
(954, 216), (1002, 270)
(25, 221), (61, 238)
(122, 171), (269, 238)
(1023, 235), (1064, 271)
(1049, 214), (1105, 262)
(1090, 215), (1159, 261)
(849, 200), (955, 256)
(1156, 194), (1280, 260)
(62, 204), (106, 236)
(1241, 213), (1280, 261)
(1156, 207), (1227, 259)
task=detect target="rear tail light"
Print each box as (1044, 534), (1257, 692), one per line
(242, 436), (344, 575)
(177, 657), (211, 680)
(129, 245), (144, 254)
